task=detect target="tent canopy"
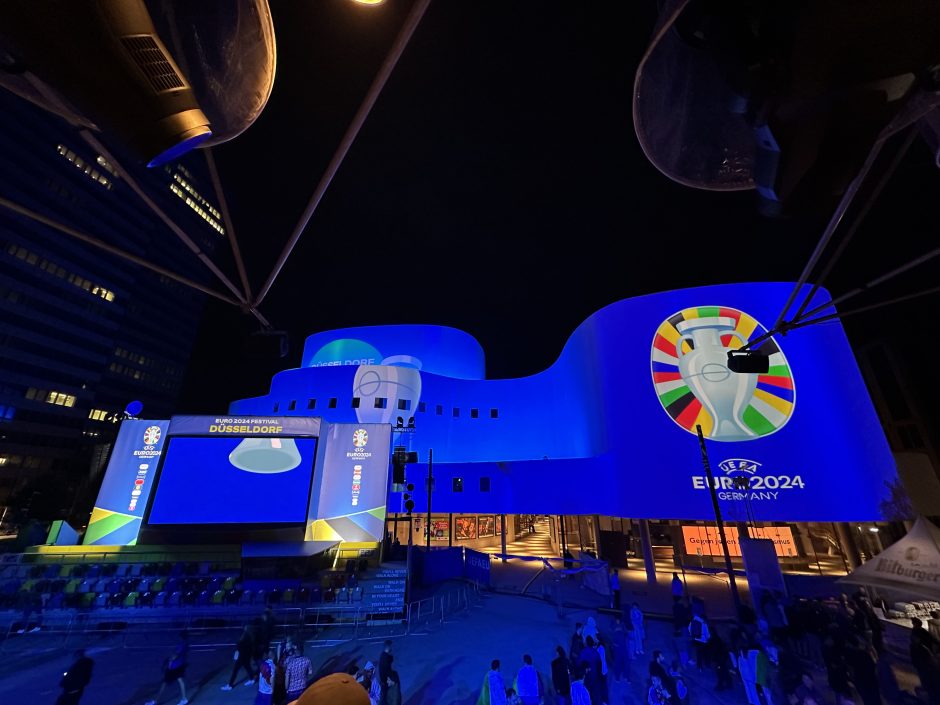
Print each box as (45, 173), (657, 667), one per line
(839, 516), (940, 600)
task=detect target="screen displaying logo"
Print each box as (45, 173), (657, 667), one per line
(352, 428), (369, 448)
(651, 306), (795, 441)
(143, 425), (162, 445)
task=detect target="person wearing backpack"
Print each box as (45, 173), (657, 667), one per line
(145, 630), (189, 705)
(689, 615), (710, 670)
(256, 647), (276, 705)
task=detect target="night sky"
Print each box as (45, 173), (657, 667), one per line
(178, 0), (940, 414)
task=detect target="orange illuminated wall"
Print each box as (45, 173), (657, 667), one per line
(682, 525), (797, 557)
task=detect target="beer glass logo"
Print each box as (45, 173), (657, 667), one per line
(651, 306), (795, 442)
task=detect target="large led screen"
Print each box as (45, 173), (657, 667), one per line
(147, 437), (318, 525)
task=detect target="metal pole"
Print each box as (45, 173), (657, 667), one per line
(405, 513), (414, 602)
(696, 424), (742, 612)
(0, 196), (243, 306)
(500, 515), (507, 563)
(254, 0), (433, 307)
(638, 519), (656, 584)
(426, 448), (433, 551)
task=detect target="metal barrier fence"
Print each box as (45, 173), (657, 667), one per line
(0, 582), (483, 654)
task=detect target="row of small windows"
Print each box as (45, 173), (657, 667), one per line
(109, 362), (178, 391)
(113, 346), (182, 377)
(5, 243), (116, 302)
(272, 397), (499, 419)
(171, 172), (221, 219)
(451, 477), (491, 492)
(56, 144), (113, 190)
(169, 182), (225, 235)
(24, 387), (76, 407)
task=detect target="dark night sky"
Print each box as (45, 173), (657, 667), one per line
(178, 0), (940, 414)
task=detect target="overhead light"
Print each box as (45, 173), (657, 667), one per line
(351, 0), (386, 5)
(396, 416), (404, 428)
(868, 527), (880, 533)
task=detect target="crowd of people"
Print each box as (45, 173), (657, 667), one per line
(43, 567), (940, 705)
(470, 570), (940, 705)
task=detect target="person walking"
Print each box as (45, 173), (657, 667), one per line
(57, 649), (94, 705)
(260, 607), (276, 655)
(580, 637), (604, 705)
(514, 654), (543, 705)
(594, 637), (610, 705)
(284, 643), (313, 704)
(689, 614), (710, 669)
(378, 640), (394, 705)
(551, 646), (571, 705)
(569, 666), (592, 705)
(609, 568), (621, 610)
(255, 647), (276, 705)
(709, 629), (733, 692)
(145, 629), (189, 705)
(630, 603), (646, 656)
(671, 573), (683, 602)
(570, 623), (586, 662)
(223, 625), (257, 691)
(846, 637), (882, 705)
(910, 618), (940, 705)
(478, 660), (508, 705)
(611, 617), (630, 683)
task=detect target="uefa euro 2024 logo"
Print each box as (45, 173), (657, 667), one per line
(352, 429), (369, 448)
(142, 425), (162, 445)
(651, 306), (795, 442)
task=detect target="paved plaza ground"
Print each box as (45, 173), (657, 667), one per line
(0, 592), (753, 705)
(0, 585), (926, 705)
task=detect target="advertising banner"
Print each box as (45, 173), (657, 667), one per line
(168, 415), (321, 437)
(84, 420), (169, 545)
(682, 525), (797, 558)
(306, 423), (392, 544)
(464, 548), (492, 586)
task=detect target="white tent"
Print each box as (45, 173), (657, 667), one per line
(840, 516), (940, 600)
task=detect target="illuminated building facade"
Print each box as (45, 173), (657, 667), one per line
(231, 282), (896, 523)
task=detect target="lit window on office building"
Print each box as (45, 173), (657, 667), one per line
(56, 144), (112, 189)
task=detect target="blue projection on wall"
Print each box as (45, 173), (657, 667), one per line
(147, 437), (318, 524)
(231, 282), (898, 522)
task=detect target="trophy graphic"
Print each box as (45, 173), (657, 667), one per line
(229, 437), (302, 473)
(675, 317), (756, 441)
(353, 355), (422, 425)
(652, 306), (795, 441)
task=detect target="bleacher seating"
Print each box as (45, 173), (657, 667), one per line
(0, 555), (331, 617)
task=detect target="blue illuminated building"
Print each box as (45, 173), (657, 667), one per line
(231, 281), (897, 524)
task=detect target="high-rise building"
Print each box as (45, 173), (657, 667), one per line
(0, 89), (227, 522)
